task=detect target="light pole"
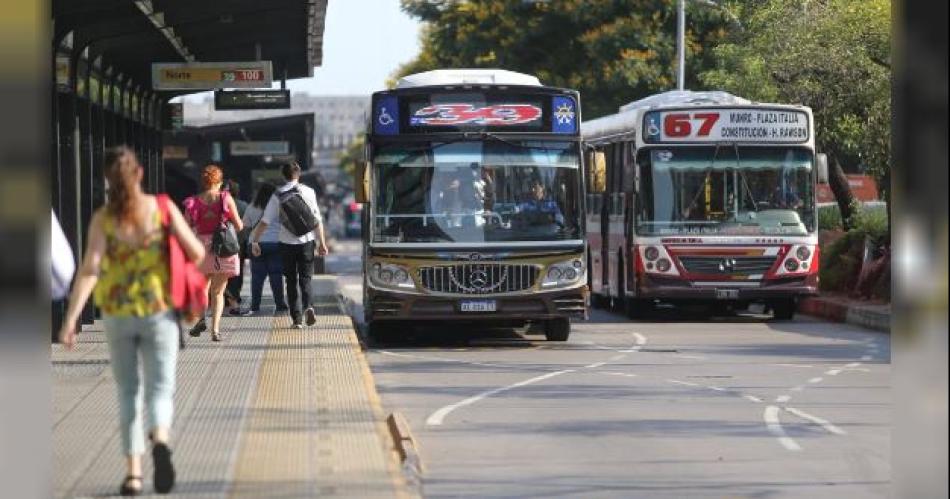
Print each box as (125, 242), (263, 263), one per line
(675, 0), (741, 91)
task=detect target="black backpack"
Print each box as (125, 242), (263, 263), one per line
(277, 187), (319, 237)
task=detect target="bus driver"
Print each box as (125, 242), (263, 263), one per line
(516, 179), (565, 227)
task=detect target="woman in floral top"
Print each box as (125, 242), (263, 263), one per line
(58, 146), (205, 495)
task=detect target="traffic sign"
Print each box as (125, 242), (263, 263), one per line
(151, 61), (273, 90)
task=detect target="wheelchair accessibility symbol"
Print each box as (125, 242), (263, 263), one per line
(378, 107), (394, 126)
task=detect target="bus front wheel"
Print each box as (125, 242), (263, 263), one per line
(544, 318), (571, 342)
(770, 299), (797, 321)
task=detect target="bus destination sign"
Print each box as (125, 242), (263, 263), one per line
(214, 90), (291, 110)
(644, 108), (810, 144)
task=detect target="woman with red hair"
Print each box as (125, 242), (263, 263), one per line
(182, 165), (244, 341)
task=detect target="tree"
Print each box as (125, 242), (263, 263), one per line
(700, 0), (891, 229)
(397, 0), (736, 119)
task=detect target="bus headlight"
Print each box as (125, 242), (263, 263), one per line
(644, 246), (660, 261)
(784, 258), (800, 272)
(371, 263), (415, 290)
(796, 246), (811, 261)
(542, 260), (585, 288)
(656, 258), (672, 273)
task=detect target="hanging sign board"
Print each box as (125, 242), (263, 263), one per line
(229, 141), (290, 156)
(644, 108), (810, 144)
(214, 89), (290, 110)
(163, 103), (184, 130)
(151, 61), (273, 90)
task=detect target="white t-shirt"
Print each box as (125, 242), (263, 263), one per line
(260, 180), (323, 245)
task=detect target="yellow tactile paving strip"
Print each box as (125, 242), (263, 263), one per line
(229, 280), (408, 498)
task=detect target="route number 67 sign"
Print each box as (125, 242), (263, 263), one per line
(643, 108), (810, 144)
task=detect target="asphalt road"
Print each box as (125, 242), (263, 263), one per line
(326, 240), (891, 499)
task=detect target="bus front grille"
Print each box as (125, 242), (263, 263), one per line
(677, 256), (777, 277)
(418, 263), (540, 295)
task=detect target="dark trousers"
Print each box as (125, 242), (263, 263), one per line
(250, 242), (287, 311)
(225, 245), (248, 306)
(280, 241), (315, 322)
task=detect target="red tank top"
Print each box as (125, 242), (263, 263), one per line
(183, 191), (232, 235)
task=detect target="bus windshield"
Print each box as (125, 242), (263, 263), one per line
(636, 147), (815, 236)
(372, 140), (582, 244)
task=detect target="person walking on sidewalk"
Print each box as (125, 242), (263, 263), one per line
(249, 162), (329, 329)
(242, 182), (288, 314)
(57, 146), (205, 495)
(182, 165), (244, 341)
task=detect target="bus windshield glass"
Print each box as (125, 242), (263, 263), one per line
(372, 140), (581, 244)
(636, 147), (815, 236)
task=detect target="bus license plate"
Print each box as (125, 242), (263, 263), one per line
(716, 289), (739, 300)
(460, 300), (497, 312)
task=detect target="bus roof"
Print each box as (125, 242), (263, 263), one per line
(582, 90), (811, 142)
(395, 69), (542, 89)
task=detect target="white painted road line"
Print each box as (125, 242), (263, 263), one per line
(808, 377), (824, 384)
(426, 369), (575, 426)
(632, 333), (647, 346)
(845, 362), (862, 368)
(667, 379), (700, 387)
(826, 369), (843, 376)
(785, 407), (847, 435)
(764, 406), (802, 451)
(744, 395), (764, 403)
(776, 395), (791, 403)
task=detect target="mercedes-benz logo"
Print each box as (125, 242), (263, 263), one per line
(469, 252), (483, 261)
(718, 258), (737, 273)
(469, 269), (489, 289)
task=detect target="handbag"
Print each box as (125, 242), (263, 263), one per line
(157, 194), (209, 329)
(211, 191), (240, 258)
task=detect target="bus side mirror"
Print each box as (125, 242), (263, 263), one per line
(816, 153), (829, 184)
(587, 151), (607, 193)
(354, 161), (370, 203)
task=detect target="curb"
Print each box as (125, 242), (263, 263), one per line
(799, 297), (890, 333)
(386, 412), (425, 496)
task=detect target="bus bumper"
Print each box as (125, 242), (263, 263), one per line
(366, 286), (589, 323)
(636, 275), (819, 301)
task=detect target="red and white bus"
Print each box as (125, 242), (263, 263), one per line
(582, 91), (829, 319)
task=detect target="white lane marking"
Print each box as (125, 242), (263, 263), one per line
(808, 377), (824, 384)
(675, 354), (707, 360)
(776, 395), (791, 403)
(744, 395), (764, 403)
(709, 386), (727, 392)
(426, 369), (575, 426)
(826, 369), (842, 376)
(586, 362), (607, 369)
(791, 386), (805, 392)
(609, 354), (626, 362)
(667, 379), (700, 387)
(764, 406), (802, 451)
(378, 350), (535, 371)
(845, 362), (861, 368)
(619, 348), (642, 353)
(632, 333), (647, 345)
(785, 407), (847, 435)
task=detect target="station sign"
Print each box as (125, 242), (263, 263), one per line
(151, 61), (273, 90)
(163, 102), (184, 130)
(229, 141), (290, 156)
(643, 108), (810, 144)
(214, 89), (290, 110)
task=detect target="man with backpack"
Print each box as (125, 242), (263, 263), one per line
(249, 162), (329, 329)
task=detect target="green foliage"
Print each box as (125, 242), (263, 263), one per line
(397, 0), (736, 119)
(337, 134), (366, 179)
(701, 0), (891, 196)
(819, 203), (889, 293)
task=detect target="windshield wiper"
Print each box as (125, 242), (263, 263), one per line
(476, 131), (572, 152)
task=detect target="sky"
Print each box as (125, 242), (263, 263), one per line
(182, 0), (421, 102)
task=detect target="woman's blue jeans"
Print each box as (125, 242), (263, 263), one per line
(102, 310), (178, 456)
(250, 241), (286, 310)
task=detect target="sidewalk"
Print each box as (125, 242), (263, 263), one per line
(799, 293), (891, 333)
(51, 276), (413, 498)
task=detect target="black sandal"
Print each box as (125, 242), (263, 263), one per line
(188, 318), (207, 337)
(152, 442), (176, 494)
(119, 475), (142, 496)
(211, 331), (222, 342)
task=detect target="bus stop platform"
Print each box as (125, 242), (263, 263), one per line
(52, 276), (412, 498)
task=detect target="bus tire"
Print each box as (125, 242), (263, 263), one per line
(625, 298), (653, 319)
(770, 299), (796, 321)
(544, 318), (570, 342)
(367, 321), (397, 343)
